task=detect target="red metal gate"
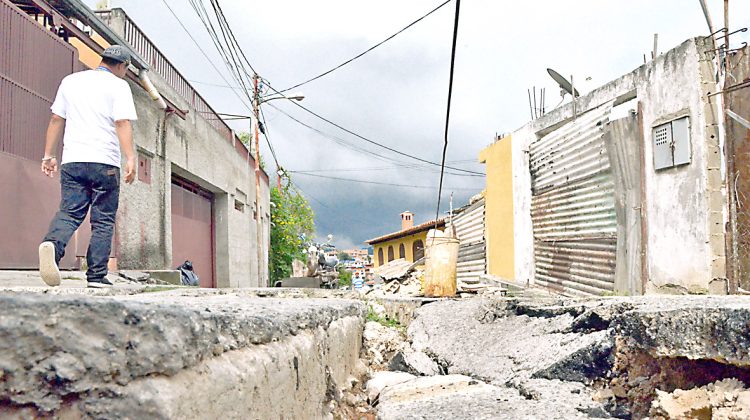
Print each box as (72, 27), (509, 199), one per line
(171, 176), (215, 288)
(0, 0), (92, 269)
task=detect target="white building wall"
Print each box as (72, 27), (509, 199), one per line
(506, 37), (723, 294)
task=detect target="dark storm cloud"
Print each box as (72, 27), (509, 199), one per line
(95, 0), (749, 248)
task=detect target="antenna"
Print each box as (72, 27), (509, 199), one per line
(547, 68), (580, 98)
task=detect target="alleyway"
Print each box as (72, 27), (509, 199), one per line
(3, 280), (750, 419)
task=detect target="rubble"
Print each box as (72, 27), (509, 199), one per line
(388, 350), (441, 377)
(650, 378), (750, 419)
(362, 321), (407, 369)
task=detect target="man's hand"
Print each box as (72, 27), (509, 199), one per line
(41, 157), (58, 178)
(124, 157), (136, 184)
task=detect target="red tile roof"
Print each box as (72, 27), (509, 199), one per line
(365, 218), (446, 245)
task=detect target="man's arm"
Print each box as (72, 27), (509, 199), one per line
(41, 114), (65, 177)
(115, 119), (136, 184)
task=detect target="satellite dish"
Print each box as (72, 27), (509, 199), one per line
(547, 68), (580, 98)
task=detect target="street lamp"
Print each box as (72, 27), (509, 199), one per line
(260, 92), (305, 103)
(252, 75), (304, 286)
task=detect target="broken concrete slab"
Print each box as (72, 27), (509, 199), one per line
(388, 350), (440, 377)
(611, 296), (750, 365)
(408, 299), (613, 385)
(376, 375), (605, 420)
(0, 289), (365, 417)
(373, 258), (415, 280)
(366, 371), (415, 402)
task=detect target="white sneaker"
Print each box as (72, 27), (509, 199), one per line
(39, 242), (61, 286)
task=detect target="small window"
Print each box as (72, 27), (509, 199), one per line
(387, 246), (394, 262)
(399, 243), (405, 259)
(378, 248), (384, 265)
(138, 153), (151, 184)
(234, 199), (245, 212)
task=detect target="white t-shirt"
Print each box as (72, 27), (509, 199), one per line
(50, 69), (138, 168)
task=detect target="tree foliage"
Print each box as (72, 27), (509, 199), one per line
(237, 131), (266, 171)
(270, 184), (315, 283)
(337, 252), (352, 261)
(338, 267), (352, 287)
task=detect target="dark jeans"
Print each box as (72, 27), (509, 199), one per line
(43, 162), (120, 280)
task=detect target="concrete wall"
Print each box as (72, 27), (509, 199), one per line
(87, 9), (271, 288)
(479, 135), (515, 280)
(502, 37), (724, 294)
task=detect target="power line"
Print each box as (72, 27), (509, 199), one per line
(159, 0), (250, 110)
(187, 0), (254, 103)
(259, 106), (280, 169)
(279, 0), (453, 92)
(289, 159), (480, 173)
(435, 0), (461, 223)
(293, 172), (480, 191)
(272, 97), (484, 175)
(267, 103), (482, 177)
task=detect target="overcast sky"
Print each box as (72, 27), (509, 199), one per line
(92, 0), (749, 249)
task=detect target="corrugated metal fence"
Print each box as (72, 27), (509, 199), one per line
(450, 198), (486, 284)
(529, 104), (615, 296)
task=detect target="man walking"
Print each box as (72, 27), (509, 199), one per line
(38, 45), (137, 288)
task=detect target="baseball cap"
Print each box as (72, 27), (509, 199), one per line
(101, 45), (132, 64)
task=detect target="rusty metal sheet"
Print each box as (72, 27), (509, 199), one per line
(530, 103), (616, 296)
(530, 105), (612, 195)
(534, 239), (616, 296)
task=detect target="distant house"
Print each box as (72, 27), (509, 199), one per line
(365, 212), (445, 268)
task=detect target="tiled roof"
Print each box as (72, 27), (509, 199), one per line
(365, 218), (446, 245)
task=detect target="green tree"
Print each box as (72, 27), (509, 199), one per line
(269, 184), (315, 283)
(338, 267), (352, 287)
(337, 251), (352, 261)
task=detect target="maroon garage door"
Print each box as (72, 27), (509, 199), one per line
(0, 0), (93, 269)
(171, 176), (214, 288)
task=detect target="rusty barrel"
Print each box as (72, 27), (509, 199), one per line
(423, 231), (460, 297)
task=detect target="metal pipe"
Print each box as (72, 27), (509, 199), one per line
(637, 101), (648, 294)
(61, 0), (147, 69)
(698, 0), (716, 35)
(138, 70), (167, 110)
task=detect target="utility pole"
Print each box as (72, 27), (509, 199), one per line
(252, 74), (265, 286)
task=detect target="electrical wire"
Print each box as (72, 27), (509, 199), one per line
(269, 96), (484, 175)
(293, 172), (479, 191)
(188, 0), (253, 102)
(435, 0), (461, 223)
(266, 103), (482, 177)
(259, 106), (280, 169)
(279, 0), (453, 92)
(160, 0), (251, 110)
(195, 0), (483, 179)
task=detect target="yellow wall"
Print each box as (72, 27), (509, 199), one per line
(479, 135), (515, 280)
(372, 231), (428, 268)
(69, 33), (110, 70)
